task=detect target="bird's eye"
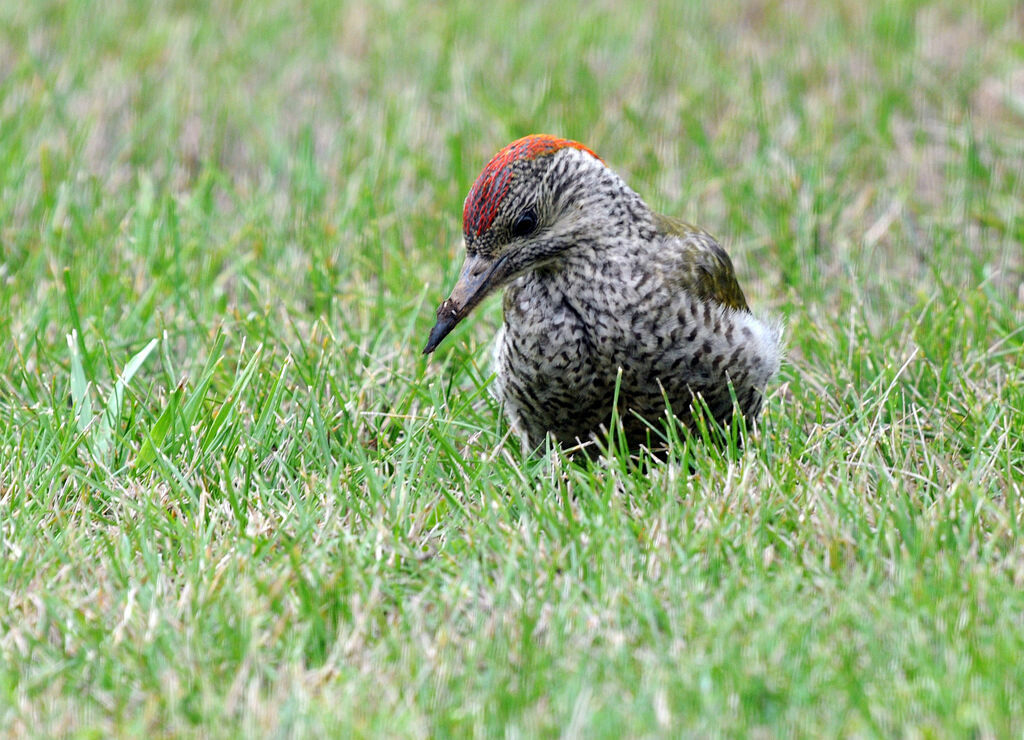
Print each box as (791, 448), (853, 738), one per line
(511, 209), (538, 238)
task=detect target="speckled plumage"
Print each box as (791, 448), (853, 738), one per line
(425, 135), (782, 450)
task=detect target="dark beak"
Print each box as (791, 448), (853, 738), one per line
(423, 253), (507, 354)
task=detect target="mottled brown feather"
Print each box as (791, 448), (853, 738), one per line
(653, 213), (750, 312)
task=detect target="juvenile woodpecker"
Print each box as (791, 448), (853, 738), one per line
(425, 135), (781, 450)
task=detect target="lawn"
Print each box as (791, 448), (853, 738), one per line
(1, 0), (1023, 736)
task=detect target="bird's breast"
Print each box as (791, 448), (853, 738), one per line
(503, 281), (599, 371)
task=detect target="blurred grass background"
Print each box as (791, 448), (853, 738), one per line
(1, 0), (1023, 736)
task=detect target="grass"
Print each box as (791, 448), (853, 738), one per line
(1, 0), (1023, 736)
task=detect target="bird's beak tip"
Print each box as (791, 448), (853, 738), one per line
(422, 300), (459, 355)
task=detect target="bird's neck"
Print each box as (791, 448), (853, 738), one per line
(515, 195), (657, 304)
(568, 161), (658, 242)
(561, 179), (659, 270)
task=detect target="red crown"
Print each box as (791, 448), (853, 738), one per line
(462, 135), (600, 236)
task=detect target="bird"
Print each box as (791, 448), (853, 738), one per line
(423, 134), (781, 452)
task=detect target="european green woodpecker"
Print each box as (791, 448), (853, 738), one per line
(425, 135), (781, 450)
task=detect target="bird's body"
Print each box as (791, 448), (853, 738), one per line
(425, 135), (781, 451)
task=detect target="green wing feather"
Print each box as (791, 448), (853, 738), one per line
(653, 213), (750, 312)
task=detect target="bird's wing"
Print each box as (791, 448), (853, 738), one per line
(653, 213), (750, 312)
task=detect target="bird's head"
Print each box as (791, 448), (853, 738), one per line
(424, 134), (616, 354)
